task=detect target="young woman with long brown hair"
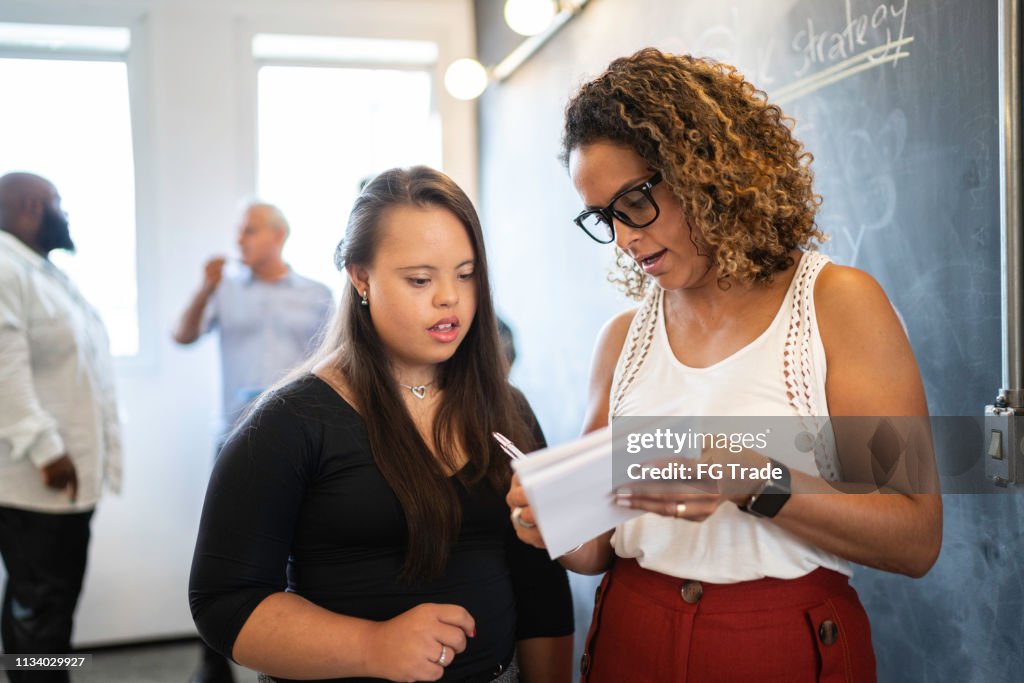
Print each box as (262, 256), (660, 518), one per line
(190, 167), (573, 682)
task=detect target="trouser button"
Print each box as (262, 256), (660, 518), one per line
(680, 580), (703, 604)
(819, 620), (838, 645)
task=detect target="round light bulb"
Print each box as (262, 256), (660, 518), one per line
(444, 58), (488, 100)
(504, 0), (557, 37)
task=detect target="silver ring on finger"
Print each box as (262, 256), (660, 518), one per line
(437, 645), (449, 666)
(511, 506), (536, 529)
(674, 502), (687, 518)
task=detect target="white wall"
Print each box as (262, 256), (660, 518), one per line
(0, 0), (477, 647)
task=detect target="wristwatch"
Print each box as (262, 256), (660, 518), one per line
(740, 459), (791, 518)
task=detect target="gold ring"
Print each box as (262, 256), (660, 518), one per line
(675, 503), (687, 518)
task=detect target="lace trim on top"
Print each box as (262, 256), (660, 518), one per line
(609, 285), (662, 419)
(608, 252), (839, 480)
(782, 252), (829, 417)
(781, 252), (838, 480)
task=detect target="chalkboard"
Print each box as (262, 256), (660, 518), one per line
(753, 2), (1007, 494)
(766, 0), (1002, 422)
(478, 0), (1022, 680)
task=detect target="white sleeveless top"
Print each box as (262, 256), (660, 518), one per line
(608, 252), (852, 582)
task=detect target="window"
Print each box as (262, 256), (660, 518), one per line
(254, 34), (442, 295)
(0, 24), (138, 356)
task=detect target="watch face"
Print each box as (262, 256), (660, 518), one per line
(749, 492), (791, 518)
(747, 460), (791, 518)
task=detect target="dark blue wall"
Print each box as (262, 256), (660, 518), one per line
(476, 1), (1023, 680)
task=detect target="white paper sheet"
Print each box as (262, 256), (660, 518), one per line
(511, 427), (645, 558)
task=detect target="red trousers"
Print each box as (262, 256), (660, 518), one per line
(580, 558), (877, 683)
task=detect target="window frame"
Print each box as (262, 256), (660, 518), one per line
(242, 29), (444, 299)
(0, 17), (157, 370)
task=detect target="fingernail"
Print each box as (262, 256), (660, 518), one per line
(614, 497), (633, 508)
(615, 487), (633, 496)
(470, 629), (476, 638)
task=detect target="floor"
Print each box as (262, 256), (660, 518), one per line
(72, 639), (258, 683)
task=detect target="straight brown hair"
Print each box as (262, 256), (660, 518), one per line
(283, 166), (535, 581)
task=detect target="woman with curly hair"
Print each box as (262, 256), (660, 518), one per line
(507, 49), (941, 681)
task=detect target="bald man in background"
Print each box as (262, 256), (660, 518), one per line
(174, 202), (333, 436)
(174, 203), (331, 683)
(0, 172), (122, 682)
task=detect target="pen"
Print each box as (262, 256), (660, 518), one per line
(492, 432), (526, 461)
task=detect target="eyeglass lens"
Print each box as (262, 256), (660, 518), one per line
(579, 188), (658, 242)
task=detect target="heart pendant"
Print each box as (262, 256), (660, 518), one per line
(410, 385), (427, 399)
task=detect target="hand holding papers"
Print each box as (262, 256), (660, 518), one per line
(503, 427), (645, 558)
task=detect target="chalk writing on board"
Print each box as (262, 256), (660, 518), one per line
(776, 0), (913, 103)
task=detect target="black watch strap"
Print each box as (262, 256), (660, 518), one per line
(741, 459), (791, 518)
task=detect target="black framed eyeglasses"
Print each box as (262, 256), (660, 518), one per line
(573, 172), (663, 244)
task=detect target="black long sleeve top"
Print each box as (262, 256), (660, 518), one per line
(189, 374), (573, 682)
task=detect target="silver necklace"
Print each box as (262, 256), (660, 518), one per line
(398, 381), (434, 400)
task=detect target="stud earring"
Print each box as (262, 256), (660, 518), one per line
(360, 290), (369, 307)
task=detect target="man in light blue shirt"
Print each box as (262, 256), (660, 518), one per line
(175, 202), (333, 434)
(173, 202), (331, 683)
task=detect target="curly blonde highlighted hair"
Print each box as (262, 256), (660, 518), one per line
(561, 48), (826, 300)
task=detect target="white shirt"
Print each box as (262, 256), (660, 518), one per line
(0, 230), (122, 512)
(609, 252), (851, 582)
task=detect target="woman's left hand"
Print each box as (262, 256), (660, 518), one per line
(612, 490), (741, 521)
